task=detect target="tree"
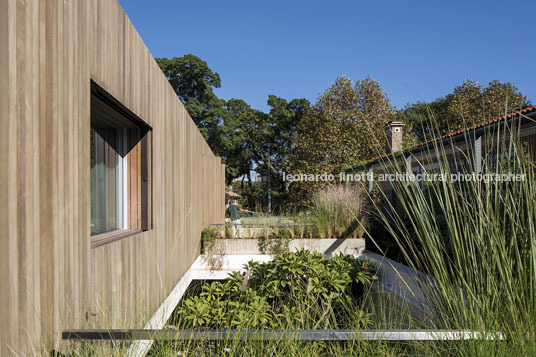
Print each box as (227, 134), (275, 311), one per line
(258, 96), (311, 183)
(156, 54), (224, 149)
(220, 98), (263, 186)
(483, 79), (530, 119)
(286, 76), (396, 205)
(397, 99), (449, 142)
(156, 54), (310, 209)
(399, 79), (531, 141)
(250, 96), (311, 210)
(223, 96), (310, 209)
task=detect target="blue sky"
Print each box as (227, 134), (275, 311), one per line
(118, 0), (535, 112)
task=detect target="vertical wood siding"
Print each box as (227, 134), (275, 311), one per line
(0, 0), (226, 354)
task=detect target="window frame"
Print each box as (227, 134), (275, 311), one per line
(90, 80), (152, 247)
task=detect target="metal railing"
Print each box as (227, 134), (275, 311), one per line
(63, 329), (503, 341)
(210, 223), (312, 227)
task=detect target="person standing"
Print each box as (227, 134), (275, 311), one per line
(226, 200), (246, 238)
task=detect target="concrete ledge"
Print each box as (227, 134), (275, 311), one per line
(206, 238), (366, 256)
(361, 251), (437, 326)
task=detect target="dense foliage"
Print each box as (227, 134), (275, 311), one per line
(398, 79), (531, 141)
(171, 249), (376, 330)
(285, 76), (412, 205)
(156, 55), (224, 151)
(157, 55), (531, 213)
(200, 227), (218, 251)
(225, 96), (310, 207)
(156, 54), (310, 196)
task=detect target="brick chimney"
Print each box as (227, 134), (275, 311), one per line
(384, 121), (405, 153)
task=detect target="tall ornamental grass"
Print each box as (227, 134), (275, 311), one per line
(366, 114), (536, 356)
(311, 185), (368, 238)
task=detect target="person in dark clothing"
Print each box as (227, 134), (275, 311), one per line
(226, 200), (247, 238)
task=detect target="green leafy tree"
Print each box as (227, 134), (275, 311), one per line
(286, 76), (396, 205)
(265, 95), (311, 172)
(252, 96), (311, 205)
(225, 96), (310, 209)
(399, 79), (531, 141)
(482, 79), (530, 118)
(220, 98), (263, 185)
(397, 100), (449, 142)
(156, 55), (265, 187)
(156, 54), (224, 150)
(157, 55), (310, 199)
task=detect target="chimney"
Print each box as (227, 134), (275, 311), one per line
(384, 121), (405, 153)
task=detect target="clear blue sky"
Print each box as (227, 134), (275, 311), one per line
(118, 0), (535, 112)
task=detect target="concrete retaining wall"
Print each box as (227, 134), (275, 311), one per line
(206, 238), (366, 256)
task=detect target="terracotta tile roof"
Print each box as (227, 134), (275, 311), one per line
(367, 105), (536, 165)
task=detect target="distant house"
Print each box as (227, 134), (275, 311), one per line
(367, 106), (536, 212)
(1, 0), (225, 354)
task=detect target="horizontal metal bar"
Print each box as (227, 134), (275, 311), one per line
(62, 329), (503, 341)
(210, 223), (313, 227)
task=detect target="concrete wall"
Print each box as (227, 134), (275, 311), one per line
(206, 238), (366, 256)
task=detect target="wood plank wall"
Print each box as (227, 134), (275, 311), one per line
(0, 0), (226, 354)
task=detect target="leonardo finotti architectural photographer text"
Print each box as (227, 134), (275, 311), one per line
(282, 172), (526, 184)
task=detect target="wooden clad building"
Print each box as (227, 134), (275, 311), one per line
(0, 0), (225, 354)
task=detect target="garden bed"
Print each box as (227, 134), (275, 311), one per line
(149, 249), (379, 355)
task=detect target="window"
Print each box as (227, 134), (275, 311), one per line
(90, 124), (125, 233)
(90, 81), (152, 238)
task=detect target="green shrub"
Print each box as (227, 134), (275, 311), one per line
(200, 227), (218, 252)
(171, 249), (377, 330)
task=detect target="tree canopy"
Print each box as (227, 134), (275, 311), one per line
(399, 79), (531, 142)
(285, 76), (400, 205)
(156, 55), (224, 151)
(156, 54), (310, 208)
(157, 55), (532, 210)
